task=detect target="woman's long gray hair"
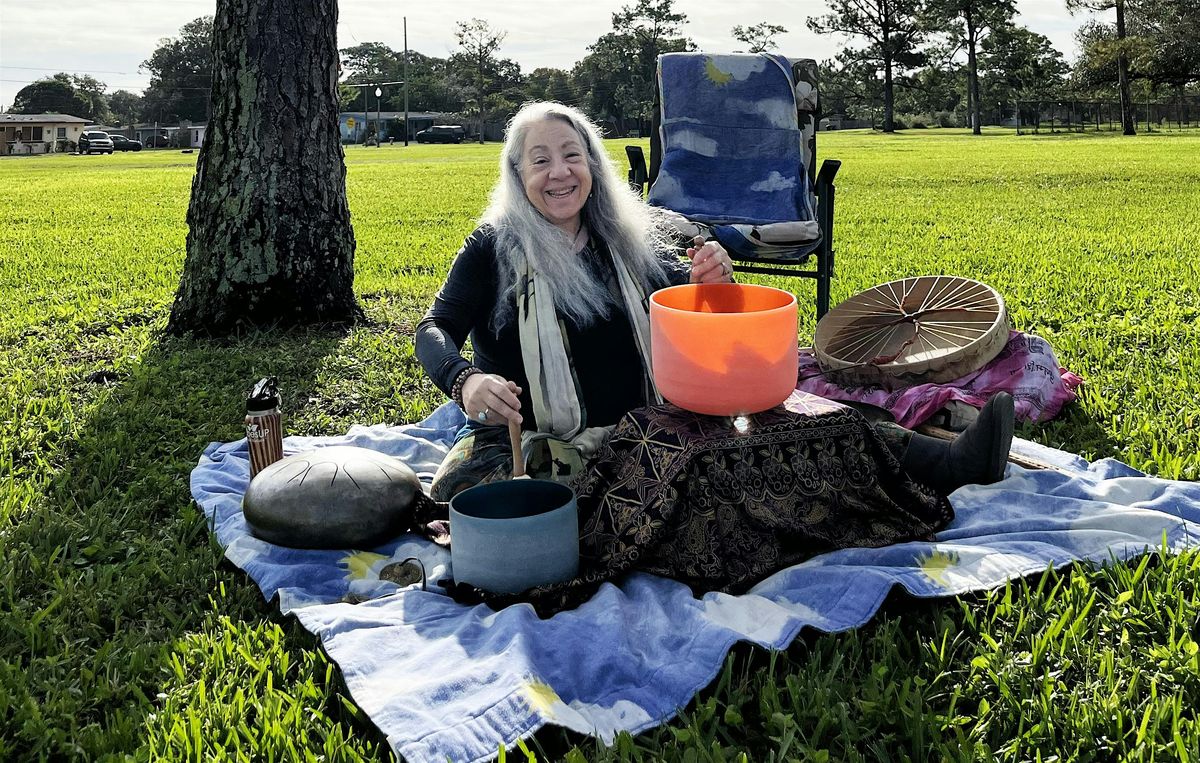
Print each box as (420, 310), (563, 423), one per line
(481, 101), (675, 329)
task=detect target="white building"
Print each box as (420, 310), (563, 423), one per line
(0, 113), (88, 155)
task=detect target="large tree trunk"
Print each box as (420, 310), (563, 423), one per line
(167, 0), (361, 336)
(476, 58), (485, 144)
(1115, 0), (1136, 136)
(883, 57), (895, 133)
(967, 13), (982, 135)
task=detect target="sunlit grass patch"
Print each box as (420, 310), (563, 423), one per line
(1, 131), (1199, 760)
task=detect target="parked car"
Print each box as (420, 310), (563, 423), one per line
(78, 131), (113, 154)
(142, 133), (170, 148)
(109, 135), (143, 152)
(415, 125), (466, 144)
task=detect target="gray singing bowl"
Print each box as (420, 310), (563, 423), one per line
(449, 479), (579, 594)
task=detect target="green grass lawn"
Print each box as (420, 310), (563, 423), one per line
(2, 130), (1200, 761)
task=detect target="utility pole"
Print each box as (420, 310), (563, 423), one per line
(403, 16), (410, 147)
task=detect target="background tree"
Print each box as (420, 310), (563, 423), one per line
(340, 44), (464, 114)
(604, 0), (693, 133)
(449, 49), (524, 130)
(1127, 0), (1200, 92)
(525, 68), (576, 105)
(453, 18), (506, 143)
(818, 51), (886, 126)
(10, 76), (83, 117)
(808, 0), (927, 132)
(979, 24), (1068, 124)
(895, 43), (965, 123)
(167, 0), (360, 335)
(1067, 0), (1136, 134)
(72, 75), (115, 124)
(573, 42), (635, 134)
(731, 22), (788, 54)
(10, 73), (111, 122)
(108, 90), (144, 127)
(1071, 20), (1120, 93)
(398, 52), (465, 113)
(340, 41), (397, 83)
(340, 41), (407, 138)
(925, 0), (1016, 134)
(141, 16), (214, 124)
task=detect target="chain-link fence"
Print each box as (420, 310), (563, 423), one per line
(1015, 96), (1200, 134)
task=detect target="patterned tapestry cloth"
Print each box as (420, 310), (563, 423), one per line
(453, 394), (951, 614)
(798, 331), (1085, 429)
(190, 399), (1200, 763)
(647, 54), (821, 263)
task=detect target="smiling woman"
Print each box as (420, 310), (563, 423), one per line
(414, 101), (737, 500)
(520, 118), (593, 234)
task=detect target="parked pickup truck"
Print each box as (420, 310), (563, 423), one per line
(78, 131), (114, 154)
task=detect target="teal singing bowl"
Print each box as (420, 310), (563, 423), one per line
(449, 479), (579, 594)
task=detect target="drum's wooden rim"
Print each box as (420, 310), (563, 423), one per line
(814, 276), (1009, 386)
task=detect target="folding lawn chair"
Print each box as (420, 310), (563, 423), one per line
(627, 53), (842, 318)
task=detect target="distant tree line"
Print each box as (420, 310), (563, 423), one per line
(8, 16), (214, 126)
(814, 0), (1200, 134)
(7, 0), (1198, 136)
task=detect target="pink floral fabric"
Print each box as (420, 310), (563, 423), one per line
(797, 331), (1083, 429)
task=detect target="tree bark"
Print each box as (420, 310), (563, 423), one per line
(883, 57), (895, 132)
(967, 11), (982, 135)
(167, 0), (362, 336)
(1115, 0), (1136, 135)
(882, 12), (895, 133)
(476, 55), (485, 144)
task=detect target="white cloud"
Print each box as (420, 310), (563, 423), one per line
(750, 171), (795, 193)
(666, 129), (718, 157)
(726, 96), (797, 130)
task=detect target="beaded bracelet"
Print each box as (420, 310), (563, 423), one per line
(450, 365), (483, 410)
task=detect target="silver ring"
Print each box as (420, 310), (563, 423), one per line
(477, 409), (488, 422)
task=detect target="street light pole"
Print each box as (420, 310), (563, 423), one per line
(345, 81), (403, 146)
(375, 87), (382, 147)
(403, 16), (410, 147)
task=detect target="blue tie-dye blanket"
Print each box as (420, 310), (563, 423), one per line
(191, 402), (1200, 763)
(648, 53), (813, 226)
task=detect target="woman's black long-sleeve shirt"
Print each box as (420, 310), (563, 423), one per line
(416, 227), (688, 431)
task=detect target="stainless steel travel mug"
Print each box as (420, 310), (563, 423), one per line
(245, 377), (283, 478)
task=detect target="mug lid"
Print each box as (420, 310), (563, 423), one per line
(247, 376), (280, 412)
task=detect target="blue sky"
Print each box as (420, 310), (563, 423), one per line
(0, 0), (1098, 111)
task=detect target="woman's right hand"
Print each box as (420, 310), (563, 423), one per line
(461, 372), (523, 426)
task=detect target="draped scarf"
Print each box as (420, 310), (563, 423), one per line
(515, 236), (661, 480)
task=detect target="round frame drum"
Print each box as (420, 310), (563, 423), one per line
(814, 276), (1009, 389)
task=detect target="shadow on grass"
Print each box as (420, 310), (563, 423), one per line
(1021, 399), (1120, 465)
(0, 327), (394, 761)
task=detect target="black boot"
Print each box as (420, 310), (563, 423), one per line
(901, 393), (1015, 494)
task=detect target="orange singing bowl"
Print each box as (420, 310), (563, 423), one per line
(649, 283), (799, 416)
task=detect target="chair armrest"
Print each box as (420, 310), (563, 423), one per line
(626, 145), (648, 196)
(817, 158), (841, 188)
(816, 159), (841, 283)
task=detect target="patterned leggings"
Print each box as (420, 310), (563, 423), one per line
(430, 418), (916, 502)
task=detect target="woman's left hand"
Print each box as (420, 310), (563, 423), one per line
(687, 236), (734, 284)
